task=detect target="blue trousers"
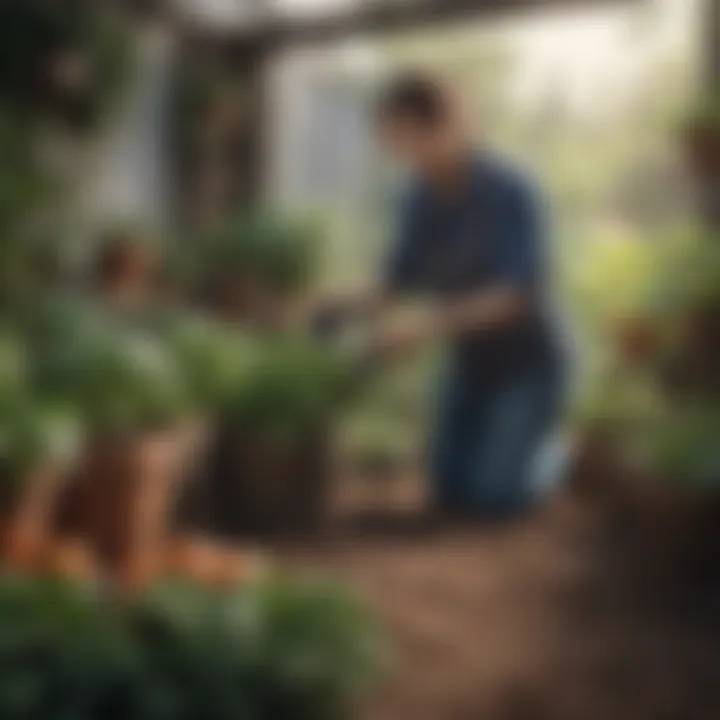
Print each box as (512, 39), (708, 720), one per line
(430, 360), (566, 518)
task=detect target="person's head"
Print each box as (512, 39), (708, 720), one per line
(376, 71), (467, 178)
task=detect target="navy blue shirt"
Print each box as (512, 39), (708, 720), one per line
(384, 153), (564, 380)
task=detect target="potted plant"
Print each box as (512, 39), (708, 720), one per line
(621, 405), (720, 556)
(613, 315), (662, 367)
(203, 210), (322, 329)
(129, 574), (384, 719)
(212, 337), (353, 536)
(150, 309), (261, 531)
(44, 319), (194, 590)
(681, 98), (720, 180)
(570, 368), (664, 506)
(345, 418), (410, 513)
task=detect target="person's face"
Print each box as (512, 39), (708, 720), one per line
(379, 114), (463, 178)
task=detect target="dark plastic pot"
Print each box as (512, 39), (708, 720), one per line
(208, 424), (333, 538)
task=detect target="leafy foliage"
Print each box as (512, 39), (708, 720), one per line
(205, 210), (324, 296)
(152, 309), (259, 413)
(0, 401), (83, 483)
(223, 336), (354, 442)
(0, 1), (132, 132)
(0, 572), (384, 720)
(636, 406), (720, 491)
(0, 325), (29, 405)
(0, 573), (136, 719)
(0, 2), (133, 308)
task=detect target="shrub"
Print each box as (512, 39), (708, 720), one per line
(0, 572), (385, 720)
(205, 210), (323, 297)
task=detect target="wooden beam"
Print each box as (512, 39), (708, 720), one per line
(184, 0), (636, 46)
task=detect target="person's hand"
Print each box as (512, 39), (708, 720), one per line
(371, 304), (440, 361)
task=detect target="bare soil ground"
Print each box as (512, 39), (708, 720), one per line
(270, 476), (720, 720)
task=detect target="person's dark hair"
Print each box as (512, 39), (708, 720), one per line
(376, 71), (449, 126)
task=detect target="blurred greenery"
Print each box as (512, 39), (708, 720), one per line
(0, 572), (384, 720)
(0, 1), (132, 308)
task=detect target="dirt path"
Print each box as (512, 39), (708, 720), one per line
(272, 484), (720, 720)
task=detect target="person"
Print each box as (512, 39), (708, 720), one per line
(351, 72), (569, 519)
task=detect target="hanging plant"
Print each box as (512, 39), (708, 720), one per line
(0, 1), (133, 134)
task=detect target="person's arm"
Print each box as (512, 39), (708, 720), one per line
(305, 186), (421, 334)
(446, 176), (544, 334)
(438, 284), (528, 337)
(376, 172), (545, 354)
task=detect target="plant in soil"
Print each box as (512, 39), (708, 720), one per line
(25, 303), (196, 586)
(211, 336), (356, 534)
(202, 210), (323, 324)
(127, 574), (385, 720)
(0, 572), (137, 720)
(223, 336), (354, 443)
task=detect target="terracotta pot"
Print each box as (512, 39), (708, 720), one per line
(165, 534), (266, 588)
(42, 538), (98, 583)
(209, 426), (333, 537)
(75, 429), (187, 589)
(683, 306), (720, 383)
(0, 464), (69, 571)
(682, 125), (720, 180)
(614, 317), (659, 366)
